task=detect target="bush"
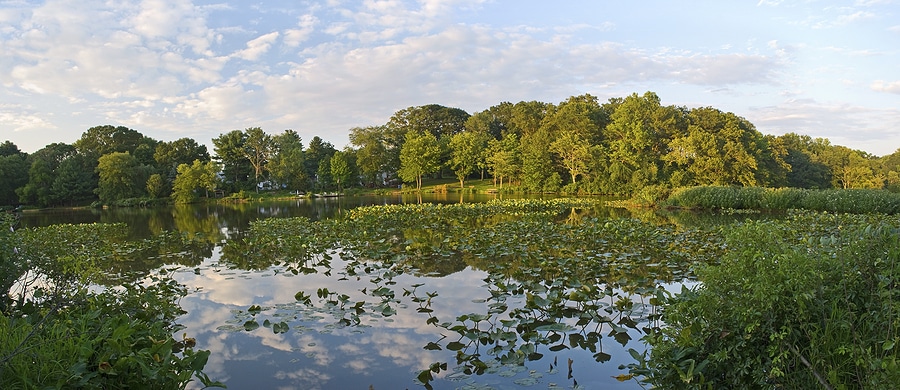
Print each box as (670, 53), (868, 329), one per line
(0, 216), (221, 388)
(664, 186), (900, 214)
(631, 185), (672, 207)
(633, 212), (900, 389)
(559, 182), (580, 195)
(543, 173), (562, 194)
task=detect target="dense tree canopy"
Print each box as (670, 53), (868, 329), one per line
(4, 91), (900, 207)
(269, 130), (307, 192)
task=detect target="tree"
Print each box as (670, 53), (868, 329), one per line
(550, 130), (591, 185)
(508, 101), (551, 138)
(778, 133), (832, 189)
(388, 104), (470, 140)
(0, 142), (28, 206)
(820, 146), (880, 189)
(540, 94), (604, 143)
(880, 148), (900, 192)
(485, 134), (520, 189)
(154, 138), (210, 180)
(49, 154), (96, 205)
(213, 130), (252, 192)
(243, 127), (273, 192)
(605, 92), (683, 192)
(74, 125), (150, 161)
(17, 143), (79, 207)
(96, 152), (146, 203)
(398, 131), (441, 191)
(172, 160), (218, 203)
(519, 128), (556, 192)
(538, 95), (604, 187)
(330, 150), (353, 192)
(305, 136), (337, 189)
(665, 107), (764, 186)
(388, 104), (471, 177)
(146, 174), (166, 198)
(449, 131), (490, 189)
(349, 126), (390, 186)
(269, 130), (307, 192)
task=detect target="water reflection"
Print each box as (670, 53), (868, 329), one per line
(175, 249), (648, 389)
(17, 195), (750, 389)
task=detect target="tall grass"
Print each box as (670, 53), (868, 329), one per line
(663, 186), (900, 214)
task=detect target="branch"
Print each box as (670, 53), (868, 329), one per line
(789, 344), (834, 390)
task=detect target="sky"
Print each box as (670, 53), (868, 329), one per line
(1, 0), (899, 156)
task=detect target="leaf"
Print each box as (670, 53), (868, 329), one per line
(549, 344), (569, 352)
(243, 320), (259, 331)
(273, 322), (290, 334)
(446, 341), (465, 351)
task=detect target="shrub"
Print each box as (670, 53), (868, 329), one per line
(543, 172), (562, 194)
(664, 186), (900, 214)
(631, 185), (672, 207)
(633, 212), (900, 389)
(0, 217), (221, 388)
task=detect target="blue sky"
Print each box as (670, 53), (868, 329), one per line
(1, 0), (899, 155)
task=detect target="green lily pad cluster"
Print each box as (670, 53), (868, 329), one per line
(219, 198), (728, 387)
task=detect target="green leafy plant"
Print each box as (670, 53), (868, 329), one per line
(634, 212), (900, 389)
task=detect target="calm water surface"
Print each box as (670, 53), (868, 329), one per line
(19, 194), (701, 390)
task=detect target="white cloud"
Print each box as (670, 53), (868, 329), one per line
(0, 106), (56, 132)
(283, 14), (319, 47)
(872, 80), (900, 94)
(749, 98), (900, 155)
(667, 54), (780, 85)
(233, 31), (280, 61)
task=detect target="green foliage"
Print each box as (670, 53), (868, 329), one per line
(146, 173), (167, 199)
(173, 160), (218, 204)
(0, 152), (28, 206)
(243, 127), (274, 191)
(269, 130), (307, 191)
(635, 212), (900, 389)
(665, 185), (900, 214)
(329, 150), (353, 192)
(212, 130), (252, 192)
(398, 130), (441, 190)
(305, 136), (337, 190)
(0, 218), (220, 388)
(0, 277), (221, 389)
(449, 131), (490, 189)
(96, 152), (151, 203)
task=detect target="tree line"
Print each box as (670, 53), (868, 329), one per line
(2, 91), (899, 207)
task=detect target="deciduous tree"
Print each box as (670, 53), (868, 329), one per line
(213, 130), (252, 192)
(449, 131), (490, 189)
(330, 150), (353, 192)
(172, 160), (218, 203)
(398, 131), (441, 191)
(269, 130), (306, 192)
(96, 152), (147, 202)
(350, 126), (390, 186)
(243, 127), (273, 192)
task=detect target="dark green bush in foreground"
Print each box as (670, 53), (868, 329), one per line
(0, 215), (221, 389)
(665, 186), (900, 214)
(630, 212), (900, 389)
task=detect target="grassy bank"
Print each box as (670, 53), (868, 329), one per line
(641, 186), (900, 214)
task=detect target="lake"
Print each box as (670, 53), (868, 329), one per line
(17, 194), (720, 390)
